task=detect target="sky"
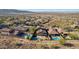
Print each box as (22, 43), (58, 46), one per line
(0, 0), (79, 12)
(0, 0), (79, 9)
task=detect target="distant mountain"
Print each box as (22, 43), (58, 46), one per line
(27, 9), (79, 13)
(0, 9), (34, 14)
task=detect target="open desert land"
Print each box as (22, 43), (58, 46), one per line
(0, 9), (79, 49)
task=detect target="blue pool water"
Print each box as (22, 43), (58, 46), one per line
(51, 37), (61, 40)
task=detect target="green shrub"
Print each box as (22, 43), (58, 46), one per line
(0, 19), (4, 24)
(53, 46), (60, 49)
(59, 39), (65, 45)
(28, 26), (36, 33)
(69, 33), (79, 40)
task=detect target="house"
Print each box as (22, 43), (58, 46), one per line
(48, 27), (67, 40)
(9, 29), (19, 36)
(16, 31), (32, 39)
(0, 28), (11, 35)
(48, 27), (64, 35)
(14, 26), (29, 32)
(31, 28), (49, 40)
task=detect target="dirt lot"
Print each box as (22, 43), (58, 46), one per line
(0, 35), (79, 49)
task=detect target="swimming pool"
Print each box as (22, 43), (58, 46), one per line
(51, 36), (61, 40)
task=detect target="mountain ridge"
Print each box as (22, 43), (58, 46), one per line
(0, 9), (34, 14)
